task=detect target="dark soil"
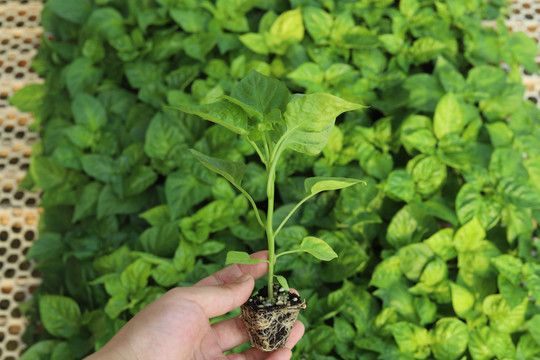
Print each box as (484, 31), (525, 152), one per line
(245, 283), (304, 309)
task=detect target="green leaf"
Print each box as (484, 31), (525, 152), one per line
(370, 256), (402, 288)
(420, 258), (447, 286)
(528, 315), (540, 346)
(64, 125), (95, 149)
(26, 233), (67, 261)
(275, 275), (289, 291)
(498, 177), (540, 209)
(483, 294), (528, 333)
(309, 325), (336, 355)
(51, 342), (75, 360)
(398, 243), (433, 281)
(414, 296), (437, 326)
(137, 222), (179, 258)
(239, 33), (269, 55)
(484, 327), (516, 359)
(81, 155), (115, 183)
(104, 295), (129, 319)
(139, 205), (171, 226)
(47, 0), (92, 24)
(72, 93), (107, 132)
(152, 262), (183, 287)
(227, 70), (290, 119)
(30, 157), (67, 191)
(466, 65), (507, 101)
(124, 166), (158, 197)
(498, 275), (528, 309)
(73, 182), (102, 222)
(39, 295), (81, 338)
(299, 236), (338, 261)
(20, 340), (59, 360)
(144, 112), (185, 160)
(491, 255), (523, 285)
(456, 184), (502, 229)
(433, 92), (464, 140)
(172, 101), (249, 136)
(430, 318), (469, 360)
(486, 122), (513, 148)
(303, 7), (333, 43)
(516, 334), (540, 360)
(304, 177), (364, 196)
(454, 217), (485, 252)
(165, 171), (211, 219)
(93, 246), (132, 274)
(386, 205), (426, 249)
(283, 93), (364, 156)
(225, 251), (267, 265)
(190, 150), (247, 188)
(97, 185), (148, 219)
(450, 283), (475, 318)
(183, 32), (216, 62)
(390, 322), (430, 358)
(404, 74), (444, 112)
(409, 37), (447, 65)
(170, 8), (211, 33)
(9, 83), (46, 113)
(65, 58), (103, 97)
(267, 8), (304, 55)
(120, 259), (152, 293)
(411, 156), (447, 196)
(385, 169), (415, 203)
(425, 228), (457, 261)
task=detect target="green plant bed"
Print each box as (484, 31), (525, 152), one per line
(11, 0), (540, 359)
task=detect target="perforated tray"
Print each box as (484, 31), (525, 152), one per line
(0, 208), (40, 360)
(0, 1), (42, 359)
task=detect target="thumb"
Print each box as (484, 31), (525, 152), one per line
(180, 274), (254, 318)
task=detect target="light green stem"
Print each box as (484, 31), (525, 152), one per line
(266, 165), (276, 300)
(273, 194), (316, 239)
(248, 140), (266, 165)
(275, 249), (303, 258)
(235, 185), (266, 230)
(265, 131), (290, 301)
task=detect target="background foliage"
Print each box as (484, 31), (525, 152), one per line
(10, 0), (540, 358)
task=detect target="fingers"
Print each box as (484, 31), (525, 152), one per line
(179, 274), (255, 318)
(212, 316), (249, 351)
(225, 320), (305, 360)
(195, 251), (269, 287)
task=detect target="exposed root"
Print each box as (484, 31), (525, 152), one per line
(241, 300), (305, 352)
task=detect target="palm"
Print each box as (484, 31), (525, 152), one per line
(89, 251), (304, 360)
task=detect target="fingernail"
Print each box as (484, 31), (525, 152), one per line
(236, 274), (252, 283)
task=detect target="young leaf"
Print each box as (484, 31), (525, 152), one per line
(275, 275), (290, 291)
(267, 8), (304, 54)
(171, 101), (249, 136)
(304, 177), (365, 195)
(190, 150), (247, 187)
(190, 150), (265, 229)
(225, 70), (290, 119)
(225, 251), (268, 265)
(72, 93), (107, 132)
(433, 92), (464, 140)
(39, 295), (81, 338)
(430, 318), (469, 360)
(283, 93), (364, 155)
(300, 236), (338, 261)
(450, 283), (475, 318)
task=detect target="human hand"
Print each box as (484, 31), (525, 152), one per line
(85, 251), (304, 360)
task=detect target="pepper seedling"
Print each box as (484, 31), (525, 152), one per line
(173, 70), (365, 350)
